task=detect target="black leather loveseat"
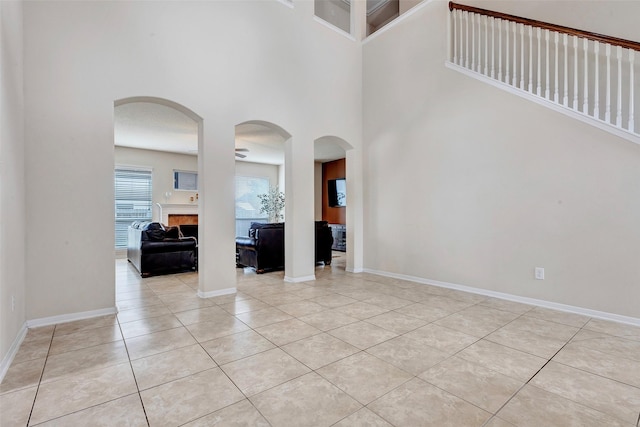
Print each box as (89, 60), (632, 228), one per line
(128, 221), (197, 277)
(236, 221), (333, 273)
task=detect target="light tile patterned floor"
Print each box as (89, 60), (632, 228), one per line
(2, 254), (640, 426)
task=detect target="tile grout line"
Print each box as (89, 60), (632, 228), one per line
(24, 325), (56, 427)
(115, 316), (152, 427)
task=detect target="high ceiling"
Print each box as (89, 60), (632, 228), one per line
(114, 102), (346, 164)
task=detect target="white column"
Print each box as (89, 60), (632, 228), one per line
(284, 135), (316, 282)
(198, 121), (237, 298)
(345, 148), (364, 273)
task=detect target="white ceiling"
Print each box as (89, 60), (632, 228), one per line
(114, 102), (346, 164)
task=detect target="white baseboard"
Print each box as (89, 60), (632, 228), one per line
(0, 322), (28, 384)
(198, 288), (236, 298)
(284, 275), (316, 283)
(346, 267), (364, 273)
(26, 306), (119, 329)
(364, 268), (640, 327)
(1, 306), (119, 383)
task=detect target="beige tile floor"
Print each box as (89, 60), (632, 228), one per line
(2, 253), (640, 426)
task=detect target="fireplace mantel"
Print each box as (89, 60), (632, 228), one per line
(156, 203), (199, 225)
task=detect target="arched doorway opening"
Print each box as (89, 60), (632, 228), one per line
(314, 136), (354, 273)
(113, 97), (203, 299)
(234, 120), (291, 278)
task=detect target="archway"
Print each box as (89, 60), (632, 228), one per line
(234, 120), (291, 277)
(314, 136), (355, 273)
(113, 96), (203, 298)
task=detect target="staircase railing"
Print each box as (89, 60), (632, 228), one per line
(448, 2), (640, 143)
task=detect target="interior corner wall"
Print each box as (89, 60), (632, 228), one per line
(0, 0), (27, 363)
(362, 0), (640, 318)
(22, 0), (362, 320)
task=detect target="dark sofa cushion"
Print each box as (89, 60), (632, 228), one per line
(141, 238), (196, 254)
(164, 226), (180, 239)
(142, 222), (166, 241)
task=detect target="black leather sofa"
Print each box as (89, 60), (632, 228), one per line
(235, 221), (333, 273)
(127, 221), (197, 277)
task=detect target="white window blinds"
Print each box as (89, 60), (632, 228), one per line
(115, 168), (153, 248)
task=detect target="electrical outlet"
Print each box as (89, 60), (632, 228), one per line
(535, 267), (545, 280)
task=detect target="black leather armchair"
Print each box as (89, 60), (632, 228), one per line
(128, 221), (197, 277)
(236, 223), (285, 274)
(235, 221), (333, 273)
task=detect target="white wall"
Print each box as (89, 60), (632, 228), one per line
(115, 146), (199, 216)
(0, 0), (26, 369)
(22, 0), (362, 319)
(363, 0), (640, 318)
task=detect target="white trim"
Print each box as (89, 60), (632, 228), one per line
(198, 288), (236, 298)
(0, 323), (28, 383)
(363, 0), (437, 45)
(312, 16), (356, 41)
(284, 275), (316, 283)
(276, 0), (294, 9)
(445, 62), (640, 146)
(363, 268), (640, 327)
(346, 267), (364, 273)
(26, 307), (118, 329)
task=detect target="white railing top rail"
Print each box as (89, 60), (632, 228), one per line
(449, 2), (640, 52)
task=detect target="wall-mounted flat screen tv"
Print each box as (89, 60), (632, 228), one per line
(328, 178), (346, 207)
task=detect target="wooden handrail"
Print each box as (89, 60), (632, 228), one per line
(449, 2), (640, 51)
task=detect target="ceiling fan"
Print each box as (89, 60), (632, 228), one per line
(235, 148), (249, 158)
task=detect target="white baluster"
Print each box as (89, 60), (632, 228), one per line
(498, 19), (503, 81)
(505, 20), (510, 83)
(605, 44), (611, 123)
(629, 49), (635, 132)
(513, 21), (517, 86)
(573, 36), (579, 110)
(583, 38), (589, 114)
(471, 12), (476, 71)
(616, 46), (622, 127)
(545, 29), (550, 99)
(478, 13), (483, 73)
(520, 24), (525, 89)
(452, 9), (457, 64)
(563, 34), (569, 106)
(459, 10), (465, 65)
(594, 41), (600, 119)
(554, 31), (559, 103)
(465, 11), (470, 68)
(528, 26), (533, 92)
(491, 17), (495, 78)
(484, 16), (489, 75)
(537, 27), (542, 96)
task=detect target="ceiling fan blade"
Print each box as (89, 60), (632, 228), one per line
(235, 153), (247, 158)
(235, 148), (249, 152)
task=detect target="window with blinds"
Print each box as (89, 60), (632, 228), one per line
(115, 168), (153, 249)
(235, 176), (269, 237)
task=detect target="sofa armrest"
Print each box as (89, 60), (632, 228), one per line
(236, 236), (257, 248)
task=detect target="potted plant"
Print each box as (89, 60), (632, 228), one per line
(257, 186), (285, 223)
